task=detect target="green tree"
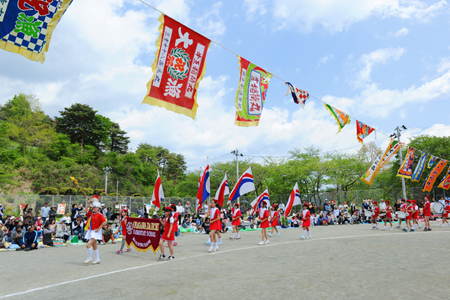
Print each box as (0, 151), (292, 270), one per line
(108, 122), (129, 154)
(55, 103), (109, 150)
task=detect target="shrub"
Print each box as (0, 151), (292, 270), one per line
(109, 192), (121, 196)
(40, 187), (59, 195)
(94, 189), (105, 195)
(60, 187), (77, 195)
(131, 193), (144, 197)
(83, 188), (94, 195)
(100, 192), (107, 196)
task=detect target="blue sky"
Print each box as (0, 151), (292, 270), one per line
(1, 0), (450, 170)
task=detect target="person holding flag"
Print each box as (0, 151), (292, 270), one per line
(268, 204), (280, 237)
(196, 165), (210, 213)
(300, 203), (312, 239)
(228, 166), (255, 205)
(83, 197), (107, 265)
(152, 169), (164, 211)
(258, 200), (270, 245)
(214, 173), (230, 208)
(229, 202), (241, 240)
(284, 183), (301, 218)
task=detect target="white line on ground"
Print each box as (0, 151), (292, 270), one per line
(1, 230), (448, 298)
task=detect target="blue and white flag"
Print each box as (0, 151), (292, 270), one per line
(285, 82), (310, 108)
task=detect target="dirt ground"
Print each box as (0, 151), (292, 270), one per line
(1, 222), (450, 300)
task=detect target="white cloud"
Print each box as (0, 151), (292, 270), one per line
(195, 2), (226, 38)
(352, 47), (406, 88)
(244, 0), (268, 19)
(318, 54), (334, 67)
(387, 27), (410, 38)
(268, 0), (447, 33)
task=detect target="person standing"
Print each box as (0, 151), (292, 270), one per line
(48, 206), (57, 223)
(116, 210), (131, 254)
(350, 202), (356, 215)
(258, 200), (270, 245)
(383, 200), (394, 231)
(208, 200), (221, 252)
(137, 206), (144, 218)
(40, 203), (50, 224)
(423, 195), (432, 231)
(176, 202), (184, 226)
(83, 199), (107, 265)
(268, 205), (279, 237)
(159, 207), (175, 260)
(441, 199), (450, 227)
(412, 200), (421, 230)
(184, 201), (192, 217)
(230, 203), (241, 240)
(371, 201), (379, 230)
(300, 203), (312, 239)
(403, 200), (414, 232)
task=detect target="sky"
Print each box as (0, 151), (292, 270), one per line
(1, 0), (450, 171)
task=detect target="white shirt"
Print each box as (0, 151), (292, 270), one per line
(176, 205), (184, 214)
(203, 204), (209, 213)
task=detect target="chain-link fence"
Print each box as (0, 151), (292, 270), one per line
(0, 187), (447, 216)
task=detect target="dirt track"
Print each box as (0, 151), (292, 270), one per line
(1, 222), (449, 300)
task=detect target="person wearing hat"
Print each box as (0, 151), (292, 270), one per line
(411, 200), (421, 230)
(115, 209), (132, 254)
(83, 198), (107, 265)
(440, 199), (450, 227)
(301, 202), (312, 239)
(423, 195), (432, 231)
(403, 200), (414, 232)
(371, 201), (380, 230)
(169, 204), (179, 247)
(396, 199), (407, 229)
(268, 204), (280, 237)
(229, 202), (242, 240)
(207, 200), (222, 252)
(382, 200), (394, 231)
(258, 200), (270, 245)
(159, 207), (175, 260)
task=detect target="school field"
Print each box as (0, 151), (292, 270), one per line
(1, 222), (449, 300)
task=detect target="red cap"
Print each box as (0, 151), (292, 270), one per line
(92, 195), (100, 200)
(302, 202), (309, 207)
(234, 203), (239, 207)
(385, 200), (390, 204)
(401, 198), (405, 202)
(412, 200), (416, 204)
(163, 207), (173, 211)
(406, 199), (411, 203)
(212, 199), (219, 203)
(445, 199), (449, 203)
(425, 195), (430, 199)
(373, 201), (378, 205)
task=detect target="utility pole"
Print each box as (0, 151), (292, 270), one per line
(231, 149), (243, 205)
(393, 126), (407, 200)
(102, 166), (112, 194)
(116, 181), (119, 202)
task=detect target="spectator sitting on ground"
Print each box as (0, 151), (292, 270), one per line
(101, 224), (115, 244)
(55, 219), (70, 242)
(11, 225), (24, 248)
(201, 217), (210, 234)
(49, 219), (57, 232)
(311, 213), (317, 227)
(182, 215), (191, 228)
(220, 219), (228, 233)
(72, 215), (84, 237)
(0, 221), (7, 242)
(22, 225), (38, 251)
(42, 222), (54, 246)
(327, 212), (335, 225)
(61, 212), (71, 224)
(316, 212), (324, 226)
(342, 212), (351, 224)
(291, 215), (300, 227)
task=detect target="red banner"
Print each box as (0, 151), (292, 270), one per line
(125, 218), (160, 253)
(142, 14), (211, 119)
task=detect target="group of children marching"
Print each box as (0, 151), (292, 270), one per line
(369, 195), (450, 232)
(82, 194), (450, 264)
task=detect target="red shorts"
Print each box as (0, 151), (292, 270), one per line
(443, 213), (448, 218)
(386, 213), (392, 219)
(232, 219), (241, 226)
(406, 214), (413, 220)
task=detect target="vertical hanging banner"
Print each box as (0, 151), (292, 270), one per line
(0, 0), (73, 63)
(411, 151), (428, 182)
(325, 104), (351, 133)
(423, 159), (448, 192)
(285, 82), (310, 108)
(125, 218), (160, 253)
(356, 120), (374, 143)
(234, 56), (273, 127)
(142, 14), (211, 119)
(397, 147), (416, 179)
(438, 167), (450, 190)
(427, 156), (437, 169)
(361, 139), (403, 185)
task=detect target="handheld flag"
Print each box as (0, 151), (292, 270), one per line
(214, 173), (229, 208)
(195, 168), (203, 212)
(250, 189), (270, 215)
(151, 170), (164, 211)
(228, 167), (255, 204)
(284, 183), (301, 217)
